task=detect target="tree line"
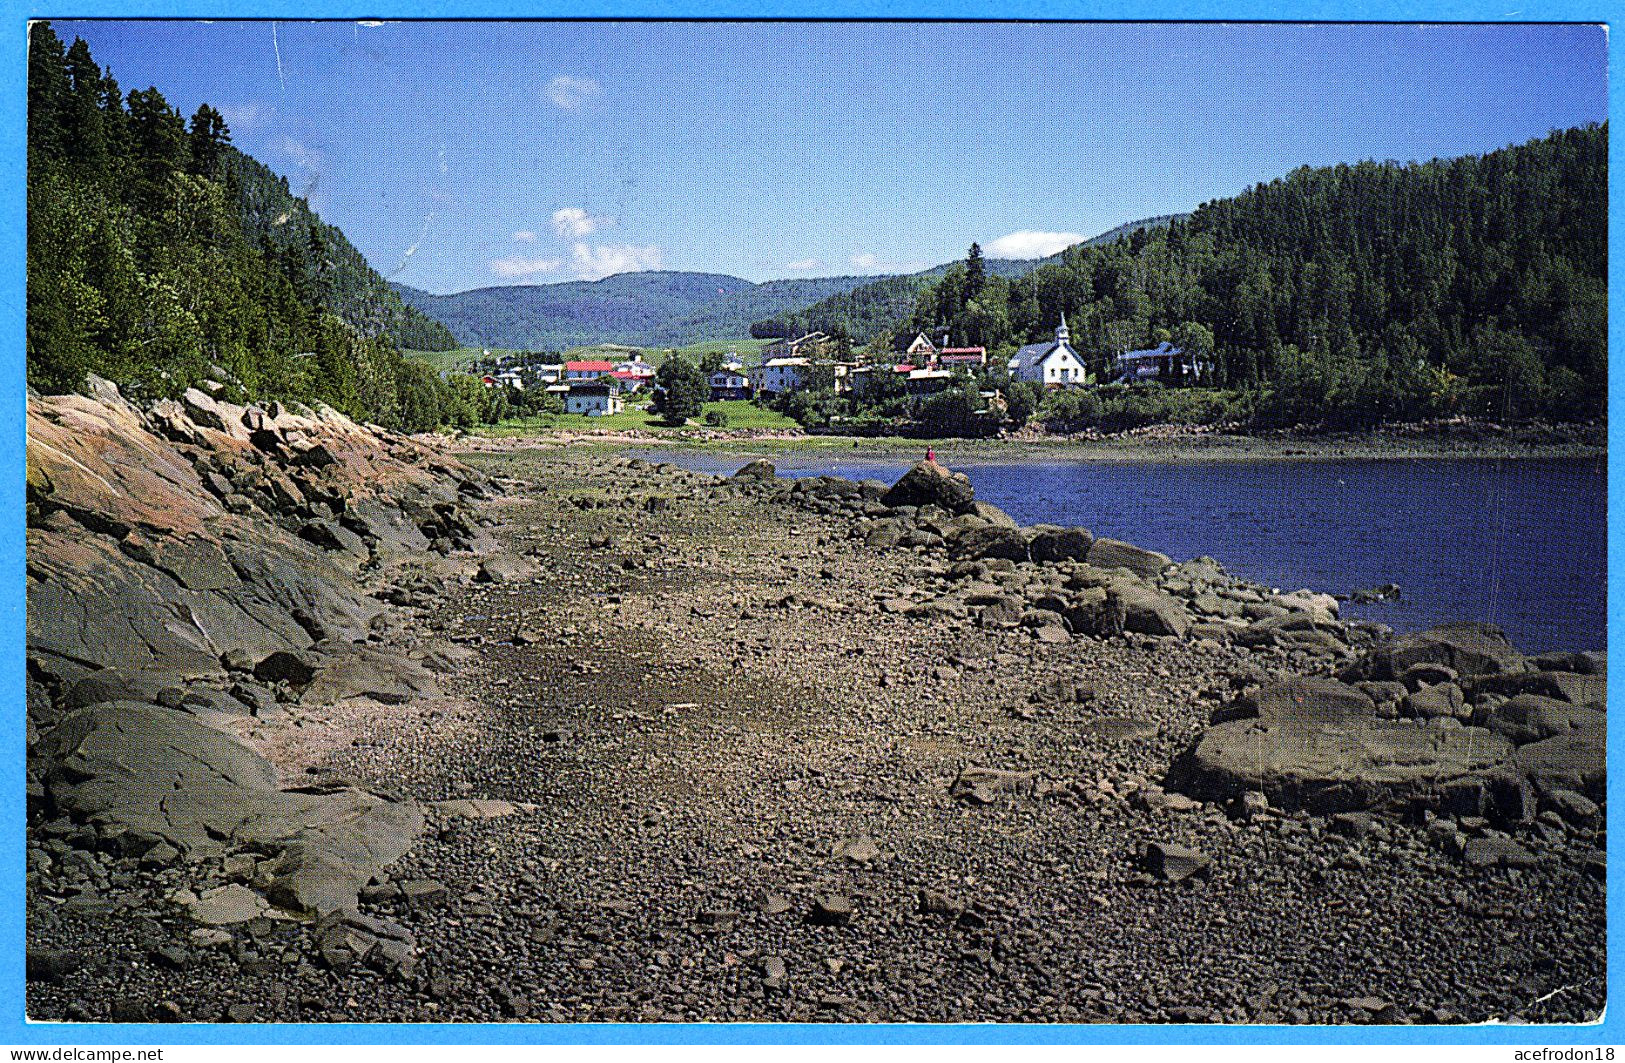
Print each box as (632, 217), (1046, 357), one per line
(25, 24), (489, 433)
(775, 127), (1606, 429)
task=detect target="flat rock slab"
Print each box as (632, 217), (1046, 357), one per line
(1179, 716), (1515, 815)
(1218, 676), (1376, 725)
(1087, 538), (1172, 578)
(186, 883), (268, 925)
(1357, 621), (1527, 680)
(1111, 584), (1190, 638)
(45, 702), (421, 915)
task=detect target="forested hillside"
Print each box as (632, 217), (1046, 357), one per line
(392, 272), (760, 350)
(393, 272), (900, 350)
(908, 129), (1606, 422)
(26, 24), (483, 432)
(758, 215), (1185, 343)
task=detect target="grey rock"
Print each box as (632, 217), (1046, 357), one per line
(880, 461), (976, 515)
(476, 554), (533, 584)
(1030, 527), (1094, 564)
(1086, 538), (1172, 578)
(1143, 841), (1211, 882)
(808, 895), (854, 926)
(1176, 716), (1515, 815)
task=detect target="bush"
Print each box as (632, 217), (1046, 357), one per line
(703, 408), (728, 427)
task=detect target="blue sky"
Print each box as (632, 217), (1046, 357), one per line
(49, 20), (1608, 293)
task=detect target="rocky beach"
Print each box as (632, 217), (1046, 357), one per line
(25, 384), (1606, 1025)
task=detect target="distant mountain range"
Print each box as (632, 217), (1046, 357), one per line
(392, 215), (1184, 352)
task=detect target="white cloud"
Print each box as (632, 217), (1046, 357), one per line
(278, 135), (322, 170)
(984, 230), (1086, 259)
(850, 252), (881, 270)
(215, 102), (267, 133)
(512, 230), (538, 242)
(785, 258), (824, 272)
(571, 242), (662, 280)
(551, 207), (609, 238)
(547, 75), (601, 110)
(490, 255), (564, 279)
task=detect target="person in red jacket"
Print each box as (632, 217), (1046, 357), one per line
(925, 447), (936, 463)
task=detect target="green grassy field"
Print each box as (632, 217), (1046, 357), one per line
(409, 339), (769, 375)
(401, 347), (530, 373)
(557, 338), (769, 366)
(475, 398), (797, 437)
(669, 338), (772, 361)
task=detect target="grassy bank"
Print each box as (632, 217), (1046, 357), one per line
(474, 398), (799, 438)
(465, 418), (1606, 464)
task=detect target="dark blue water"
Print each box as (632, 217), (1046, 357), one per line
(646, 451), (1607, 652)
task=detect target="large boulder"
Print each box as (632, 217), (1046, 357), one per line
(948, 525), (1030, 563)
(732, 458), (776, 480)
(1110, 584), (1190, 638)
(969, 501), (1018, 529)
(880, 461), (976, 515)
(1353, 621), (1528, 681)
(1030, 527), (1093, 564)
(43, 702), (420, 914)
(1175, 716), (1516, 816)
(1215, 675), (1375, 725)
(1482, 693), (1605, 746)
(1086, 537), (1172, 578)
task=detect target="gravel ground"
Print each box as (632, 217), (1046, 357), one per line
(26, 445), (1606, 1025)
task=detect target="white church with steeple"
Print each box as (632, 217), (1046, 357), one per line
(1008, 315), (1089, 387)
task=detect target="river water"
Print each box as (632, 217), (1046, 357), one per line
(641, 450), (1607, 652)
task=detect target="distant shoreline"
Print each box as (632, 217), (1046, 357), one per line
(459, 420), (1607, 464)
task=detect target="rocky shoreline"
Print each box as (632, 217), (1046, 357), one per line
(25, 388), (1606, 1024)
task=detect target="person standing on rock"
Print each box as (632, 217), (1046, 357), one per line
(925, 446), (936, 464)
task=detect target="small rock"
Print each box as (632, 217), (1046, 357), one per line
(808, 895), (854, 927)
(1142, 841), (1212, 882)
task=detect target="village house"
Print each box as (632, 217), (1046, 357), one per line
(760, 331), (829, 361)
(709, 363), (753, 400)
(614, 354), (657, 384)
(609, 368), (648, 394)
(1008, 316), (1089, 387)
(564, 380), (624, 416)
(904, 331), (943, 361)
(902, 368), (956, 396)
(564, 359), (615, 382)
(937, 346), (988, 369)
(754, 357), (810, 396)
(1114, 342), (1209, 384)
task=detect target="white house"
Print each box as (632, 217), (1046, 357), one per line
(709, 363), (753, 400)
(755, 357), (811, 395)
(615, 354), (656, 383)
(564, 381), (624, 417)
(1009, 316), (1089, 387)
(565, 360), (615, 381)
